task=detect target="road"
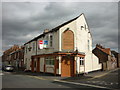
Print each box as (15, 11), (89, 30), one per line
(62, 69), (119, 90)
(2, 71), (109, 89)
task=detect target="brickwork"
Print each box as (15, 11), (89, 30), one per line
(93, 44), (118, 70)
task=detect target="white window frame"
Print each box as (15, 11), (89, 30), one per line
(45, 57), (54, 65)
(80, 57), (84, 66)
(33, 43), (35, 51)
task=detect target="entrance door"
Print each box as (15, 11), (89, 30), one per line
(61, 56), (75, 77)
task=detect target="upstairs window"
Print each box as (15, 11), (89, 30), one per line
(81, 26), (84, 30)
(84, 24), (86, 30)
(88, 40), (90, 51)
(26, 46), (27, 53)
(33, 43), (35, 51)
(50, 35), (53, 47)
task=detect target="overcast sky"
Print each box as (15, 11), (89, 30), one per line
(1, 1), (119, 56)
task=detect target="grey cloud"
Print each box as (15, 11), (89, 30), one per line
(2, 2), (118, 53)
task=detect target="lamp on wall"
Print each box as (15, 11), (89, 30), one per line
(75, 47), (78, 55)
(66, 28), (69, 31)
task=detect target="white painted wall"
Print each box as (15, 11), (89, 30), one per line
(46, 65), (54, 73)
(40, 58), (44, 72)
(76, 14), (101, 73)
(37, 31), (59, 55)
(24, 41), (37, 70)
(59, 20), (77, 51)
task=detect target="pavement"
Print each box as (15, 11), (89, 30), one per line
(13, 68), (119, 80)
(10, 68), (120, 89)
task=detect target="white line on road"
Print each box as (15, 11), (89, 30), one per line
(53, 79), (112, 89)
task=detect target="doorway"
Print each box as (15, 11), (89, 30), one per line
(61, 56), (75, 77)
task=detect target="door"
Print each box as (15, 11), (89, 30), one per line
(61, 56), (75, 77)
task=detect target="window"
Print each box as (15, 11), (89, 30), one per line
(84, 24), (86, 30)
(81, 26), (84, 30)
(33, 43), (35, 51)
(26, 46), (27, 53)
(80, 57), (84, 66)
(88, 40), (90, 51)
(46, 35), (49, 40)
(50, 35), (53, 47)
(45, 57), (54, 65)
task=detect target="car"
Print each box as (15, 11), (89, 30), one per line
(4, 65), (14, 72)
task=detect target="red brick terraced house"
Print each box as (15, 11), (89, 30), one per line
(2, 45), (24, 69)
(92, 44), (118, 71)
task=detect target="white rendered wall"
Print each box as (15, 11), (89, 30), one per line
(24, 41), (37, 70)
(76, 14), (101, 73)
(59, 20), (77, 51)
(40, 58), (44, 72)
(37, 31), (59, 55)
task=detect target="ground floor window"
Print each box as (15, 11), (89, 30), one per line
(45, 57), (54, 65)
(80, 57), (84, 66)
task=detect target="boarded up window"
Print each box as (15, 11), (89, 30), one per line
(62, 30), (74, 50)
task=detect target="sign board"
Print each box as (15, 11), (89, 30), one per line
(43, 40), (48, 48)
(39, 40), (43, 49)
(39, 40), (48, 49)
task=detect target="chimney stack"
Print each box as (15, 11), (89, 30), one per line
(43, 29), (49, 33)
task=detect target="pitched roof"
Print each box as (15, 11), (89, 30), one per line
(93, 47), (109, 56)
(24, 14), (84, 45)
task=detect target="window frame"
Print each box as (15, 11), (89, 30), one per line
(50, 35), (53, 47)
(80, 57), (84, 66)
(26, 45), (27, 54)
(45, 57), (54, 65)
(33, 42), (35, 51)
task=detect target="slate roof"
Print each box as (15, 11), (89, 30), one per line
(24, 13), (90, 45)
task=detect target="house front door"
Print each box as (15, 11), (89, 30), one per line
(61, 56), (75, 77)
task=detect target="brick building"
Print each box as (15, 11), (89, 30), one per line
(10, 46), (24, 69)
(2, 45), (24, 69)
(2, 45), (19, 65)
(92, 44), (118, 71)
(111, 50), (120, 68)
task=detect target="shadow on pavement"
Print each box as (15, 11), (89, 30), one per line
(61, 75), (93, 81)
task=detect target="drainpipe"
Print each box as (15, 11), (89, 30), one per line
(84, 57), (85, 75)
(36, 40), (37, 55)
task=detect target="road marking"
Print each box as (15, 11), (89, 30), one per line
(58, 85), (62, 87)
(53, 79), (112, 89)
(86, 68), (119, 80)
(27, 75), (47, 80)
(25, 75), (118, 90)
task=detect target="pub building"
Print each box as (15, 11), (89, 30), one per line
(24, 13), (101, 77)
